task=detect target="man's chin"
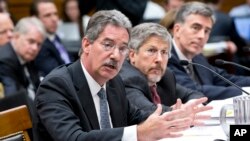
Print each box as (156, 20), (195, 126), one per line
(148, 75), (161, 83)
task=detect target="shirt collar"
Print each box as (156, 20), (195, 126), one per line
(47, 33), (56, 42)
(80, 60), (106, 97)
(172, 39), (191, 62)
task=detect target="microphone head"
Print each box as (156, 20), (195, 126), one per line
(179, 60), (189, 66)
(215, 59), (225, 65)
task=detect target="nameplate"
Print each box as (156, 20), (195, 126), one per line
(230, 125), (250, 140)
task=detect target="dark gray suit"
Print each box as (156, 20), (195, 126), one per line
(34, 60), (148, 141)
(119, 60), (204, 113)
(0, 43), (40, 96)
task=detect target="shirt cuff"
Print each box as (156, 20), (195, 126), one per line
(122, 125), (137, 141)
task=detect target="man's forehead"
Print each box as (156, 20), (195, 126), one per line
(184, 14), (213, 26)
(98, 25), (129, 42)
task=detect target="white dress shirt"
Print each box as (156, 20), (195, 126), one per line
(80, 61), (137, 141)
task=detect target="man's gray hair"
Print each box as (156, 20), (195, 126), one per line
(14, 16), (46, 37)
(79, 10), (132, 56)
(129, 22), (172, 58)
(175, 1), (215, 24)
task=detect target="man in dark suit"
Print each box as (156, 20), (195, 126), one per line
(119, 23), (205, 114)
(0, 17), (45, 98)
(34, 10), (212, 141)
(30, 0), (73, 76)
(168, 2), (250, 102)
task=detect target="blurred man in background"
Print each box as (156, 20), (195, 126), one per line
(31, 0), (72, 76)
(0, 17), (45, 98)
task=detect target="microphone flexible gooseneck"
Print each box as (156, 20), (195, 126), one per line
(179, 60), (250, 95)
(215, 59), (250, 72)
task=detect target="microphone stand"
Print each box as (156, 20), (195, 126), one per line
(188, 62), (250, 95)
(216, 59), (250, 72)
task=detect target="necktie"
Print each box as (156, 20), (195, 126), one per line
(186, 64), (199, 83)
(150, 85), (161, 104)
(22, 64), (35, 100)
(97, 88), (111, 129)
(53, 37), (71, 64)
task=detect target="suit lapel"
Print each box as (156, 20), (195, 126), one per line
(8, 44), (29, 87)
(157, 70), (177, 106)
(106, 84), (124, 127)
(68, 60), (100, 129)
(192, 55), (207, 84)
(44, 39), (65, 64)
(170, 48), (187, 72)
(26, 62), (40, 89)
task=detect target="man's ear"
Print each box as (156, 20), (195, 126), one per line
(129, 49), (136, 64)
(82, 37), (91, 53)
(173, 23), (181, 37)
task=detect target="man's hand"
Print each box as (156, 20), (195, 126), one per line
(137, 104), (192, 141)
(226, 41), (237, 54)
(172, 97), (213, 126)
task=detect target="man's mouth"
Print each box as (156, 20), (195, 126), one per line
(150, 68), (162, 74)
(104, 64), (116, 70)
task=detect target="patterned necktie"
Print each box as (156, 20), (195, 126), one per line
(97, 88), (111, 129)
(150, 85), (161, 104)
(53, 37), (71, 64)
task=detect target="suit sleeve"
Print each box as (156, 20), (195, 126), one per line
(35, 75), (124, 141)
(168, 60), (243, 102)
(0, 63), (19, 95)
(213, 66), (250, 87)
(175, 83), (205, 103)
(125, 86), (172, 114)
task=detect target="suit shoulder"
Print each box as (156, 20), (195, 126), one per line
(43, 64), (71, 82)
(0, 44), (14, 60)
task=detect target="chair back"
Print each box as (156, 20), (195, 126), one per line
(0, 83), (4, 99)
(0, 105), (32, 141)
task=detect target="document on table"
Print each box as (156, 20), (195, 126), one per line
(158, 125), (227, 141)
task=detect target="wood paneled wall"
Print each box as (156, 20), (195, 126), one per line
(8, 0), (63, 22)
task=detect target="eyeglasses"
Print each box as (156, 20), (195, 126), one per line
(145, 48), (170, 59)
(100, 40), (129, 56)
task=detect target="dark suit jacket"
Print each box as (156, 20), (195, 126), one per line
(34, 37), (72, 76)
(168, 47), (250, 102)
(0, 43), (40, 96)
(34, 60), (148, 141)
(119, 60), (204, 113)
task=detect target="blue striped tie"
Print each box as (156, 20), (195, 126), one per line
(97, 88), (111, 129)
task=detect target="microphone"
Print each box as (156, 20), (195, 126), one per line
(179, 60), (250, 95)
(215, 59), (250, 72)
